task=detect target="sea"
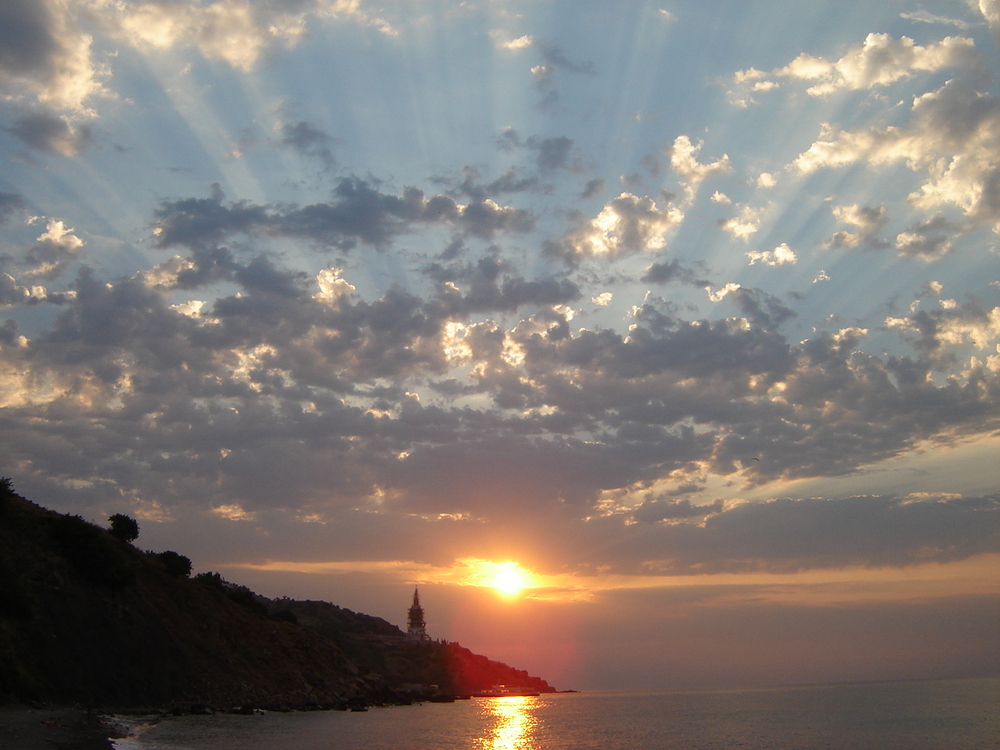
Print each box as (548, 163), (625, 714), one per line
(113, 676), (999, 750)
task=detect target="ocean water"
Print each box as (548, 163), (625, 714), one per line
(114, 677), (999, 750)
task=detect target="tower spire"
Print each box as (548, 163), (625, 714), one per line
(407, 586), (428, 641)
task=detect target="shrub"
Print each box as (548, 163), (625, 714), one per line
(50, 514), (134, 589)
(194, 572), (267, 616)
(108, 513), (140, 543)
(271, 609), (299, 625)
(194, 571), (226, 590)
(0, 477), (13, 513)
(155, 550), (192, 577)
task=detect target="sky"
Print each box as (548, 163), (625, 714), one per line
(1, 0), (999, 691)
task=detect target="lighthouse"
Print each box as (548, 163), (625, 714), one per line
(407, 587), (428, 642)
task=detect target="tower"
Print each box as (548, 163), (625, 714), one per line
(407, 587), (428, 641)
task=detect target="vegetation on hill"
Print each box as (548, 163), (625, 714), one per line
(0, 479), (554, 709)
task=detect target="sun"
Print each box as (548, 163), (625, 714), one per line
(486, 561), (531, 598)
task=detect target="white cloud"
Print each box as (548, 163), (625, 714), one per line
(793, 79), (1000, 232)
(895, 221), (954, 261)
(315, 267), (356, 304)
(706, 282), (741, 302)
(114, 0), (393, 72)
(718, 204), (764, 241)
(669, 135), (731, 203)
(756, 172), (777, 188)
(491, 32), (534, 50)
(0, 0), (108, 113)
(980, 0), (1000, 48)
(824, 204), (889, 249)
(563, 192), (684, 259)
(900, 11), (972, 29)
(732, 32), (979, 103)
(747, 243), (797, 266)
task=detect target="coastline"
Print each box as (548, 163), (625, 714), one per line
(0, 707), (121, 750)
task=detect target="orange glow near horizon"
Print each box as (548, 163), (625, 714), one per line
(227, 552), (1000, 606)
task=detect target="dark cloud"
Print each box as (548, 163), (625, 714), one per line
(154, 179), (534, 250)
(727, 287), (797, 329)
(0, 0), (57, 79)
(579, 178), (605, 199)
(0, 191), (26, 223)
(894, 215), (955, 259)
(451, 167), (539, 201)
(640, 259), (701, 285)
(538, 44), (596, 76)
(0, 271), (42, 306)
(280, 120), (336, 168)
(425, 256), (581, 314)
(617, 494), (1000, 574)
(632, 497), (723, 523)
(885, 296), (1000, 361)
(2, 239), (998, 535)
(493, 129), (577, 173)
(153, 184), (269, 248)
(824, 204), (890, 249)
(5, 112), (92, 156)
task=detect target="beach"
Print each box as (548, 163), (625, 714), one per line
(0, 707), (118, 750)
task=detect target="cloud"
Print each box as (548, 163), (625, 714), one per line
(668, 136), (732, 203)
(718, 204), (764, 241)
(733, 33), (980, 101)
(4, 111), (93, 156)
(0, 192), (27, 224)
(632, 497), (723, 523)
(23, 218), (85, 279)
(0, 0), (107, 112)
(640, 259), (702, 286)
(547, 192), (683, 262)
(824, 204), (889, 249)
(495, 129), (578, 173)
(794, 78), (1000, 232)
(1, 226), (998, 552)
(615, 494), (1000, 575)
(280, 120), (336, 168)
(490, 32), (533, 50)
(886, 297), (1000, 359)
(579, 178), (606, 200)
(113, 0), (394, 73)
(0, 272), (47, 307)
(153, 179), (534, 251)
(747, 243), (797, 266)
(980, 0), (1000, 48)
(900, 11), (972, 29)
(894, 215), (955, 260)
(727, 287), (797, 330)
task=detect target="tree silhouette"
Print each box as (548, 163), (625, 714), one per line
(108, 513), (140, 543)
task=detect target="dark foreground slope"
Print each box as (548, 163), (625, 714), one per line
(260, 598), (555, 697)
(0, 486), (553, 709)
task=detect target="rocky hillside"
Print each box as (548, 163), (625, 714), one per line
(260, 598), (555, 697)
(0, 482), (554, 709)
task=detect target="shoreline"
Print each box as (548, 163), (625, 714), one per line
(0, 707), (122, 750)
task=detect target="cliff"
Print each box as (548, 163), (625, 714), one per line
(0, 483), (554, 709)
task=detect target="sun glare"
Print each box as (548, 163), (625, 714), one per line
(484, 561), (532, 598)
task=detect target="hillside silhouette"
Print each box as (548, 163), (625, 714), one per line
(0, 480), (554, 709)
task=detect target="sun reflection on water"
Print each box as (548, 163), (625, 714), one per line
(476, 696), (538, 750)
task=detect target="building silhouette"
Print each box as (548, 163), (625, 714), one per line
(406, 587), (428, 641)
